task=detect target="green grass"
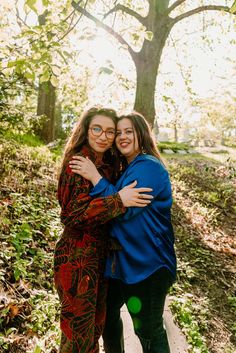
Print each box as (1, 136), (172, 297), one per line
(157, 141), (190, 152)
(1, 131), (44, 147)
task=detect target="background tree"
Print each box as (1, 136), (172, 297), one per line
(0, 0), (90, 142)
(72, 0), (236, 127)
(198, 96), (236, 145)
(36, 12), (56, 143)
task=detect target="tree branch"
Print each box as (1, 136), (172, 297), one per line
(57, 2), (86, 43)
(165, 0), (187, 16)
(104, 4), (146, 26)
(15, 0), (31, 28)
(173, 5), (233, 24)
(71, 1), (137, 59)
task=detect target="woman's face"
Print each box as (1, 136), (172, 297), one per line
(87, 115), (116, 156)
(116, 118), (140, 163)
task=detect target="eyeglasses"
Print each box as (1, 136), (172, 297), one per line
(89, 125), (116, 140)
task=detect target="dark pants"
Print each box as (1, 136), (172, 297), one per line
(103, 268), (173, 353)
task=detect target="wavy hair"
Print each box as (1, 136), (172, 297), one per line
(61, 106), (118, 171)
(118, 111), (163, 163)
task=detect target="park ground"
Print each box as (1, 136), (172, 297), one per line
(0, 136), (235, 353)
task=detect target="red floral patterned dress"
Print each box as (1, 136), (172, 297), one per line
(54, 145), (125, 353)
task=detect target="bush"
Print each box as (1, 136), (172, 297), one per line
(157, 141), (189, 152)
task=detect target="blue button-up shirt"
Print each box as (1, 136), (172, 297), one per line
(90, 154), (177, 284)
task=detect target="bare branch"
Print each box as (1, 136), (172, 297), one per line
(57, 11), (83, 42)
(57, 1), (87, 43)
(165, 0), (187, 16)
(173, 5), (233, 24)
(104, 4), (146, 26)
(15, 0), (30, 28)
(71, 1), (137, 59)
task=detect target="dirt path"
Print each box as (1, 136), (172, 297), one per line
(195, 145), (236, 165)
(99, 297), (189, 352)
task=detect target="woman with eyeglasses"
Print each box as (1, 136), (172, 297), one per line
(70, 112), (177, 353)
(54, 107), (153, 353)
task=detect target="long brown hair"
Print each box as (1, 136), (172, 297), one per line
(118, 112), (162, 162)
(61, 106), (118, 171)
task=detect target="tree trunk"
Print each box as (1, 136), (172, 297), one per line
(37, 81), (56, 143)
(36, 11), (56, 143)
(55, 102), (65, 139)
(133, 19), (171, 128)
(174, 123), (178, 142)
(133, 51), (158, 128)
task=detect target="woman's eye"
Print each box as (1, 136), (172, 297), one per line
(116, 131), (121, 136)
(107, 130), (115, 137)
(126, 130), (133, 135)
(93, 127), (102, 133)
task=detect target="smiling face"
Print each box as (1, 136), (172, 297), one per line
(87, 115), (116, 157)
(115, 118), (141, 163)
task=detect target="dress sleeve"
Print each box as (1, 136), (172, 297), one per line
(89, 159), (172, 221)
(58, 164), (125, 228)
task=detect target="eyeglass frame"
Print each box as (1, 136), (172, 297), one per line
(89, 125), (116, 140)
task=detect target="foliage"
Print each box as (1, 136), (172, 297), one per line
(168, 156), (236, 353)
(1, 131), (43, 147)
(157, 141), (190, 152)
(1, 133), (236, 352)
(195, 96), (236, 143)
(0, 135), (61, 352)
(2, 1), (74, 87)
(170, 296), (209, 352)
(0, 1), (90, 141)
(0, 73), (38, 134)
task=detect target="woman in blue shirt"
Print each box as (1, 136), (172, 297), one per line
(70, 112), (177, 353)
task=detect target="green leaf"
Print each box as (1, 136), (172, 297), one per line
(42, 0), (49, 6)
(50, 75), (59, 87)
(52, 66), (61, 76)
(14, 267), (21, 281)
(26, 0), (38, 14)
(5, 328), (17, 336)
(39, 52), (49, 62)
(99, 67), (113, 75)
(33, 345), (41, 353)
(63, 50), (72, 58)
(230, 0), (236, 13)
(7, 61), (17, 68)
(40, 70), (50, 83)
(25, 70), (36, 80)
(7, 60), (25, 68)
(144, 31), (153, 41)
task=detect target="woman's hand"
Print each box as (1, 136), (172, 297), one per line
(69, 156), (102, 186)
(119, 181), (153, 207)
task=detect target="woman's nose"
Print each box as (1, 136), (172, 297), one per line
(99, 131), (107, 140)
(119, 132), (126, 138)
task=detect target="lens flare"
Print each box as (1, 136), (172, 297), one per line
(127, 296), (142, 314)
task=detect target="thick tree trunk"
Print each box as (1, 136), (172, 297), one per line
(37, 81), (56, 143)
(35, 11), (56, 143)
(133, 19), (171, 128)
(134, 52), (158, 128)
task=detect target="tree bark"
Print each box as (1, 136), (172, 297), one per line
(55, 102), (64, 139)
(133, 20), (171, 127)
(36, 12), (56, 143)
(174, 123), (178, 142)
(36, 81), (56, 143)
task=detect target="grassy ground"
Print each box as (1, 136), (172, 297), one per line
(165, 154), (236, 353)
(0, 137), (235, 353)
